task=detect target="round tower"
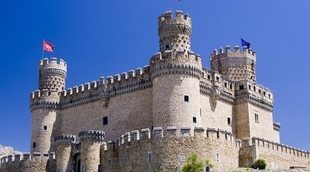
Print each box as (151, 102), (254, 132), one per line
(150, 10), (203, 135)
(30, 57), (67, 154)
(55, 134), (76, 172)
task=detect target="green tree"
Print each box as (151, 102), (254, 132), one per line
(181, 154), (204, 172)
(251, 159), (266, 170)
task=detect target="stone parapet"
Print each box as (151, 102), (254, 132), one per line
(79, 130), (105, 142)
(55, 134), (76, 145)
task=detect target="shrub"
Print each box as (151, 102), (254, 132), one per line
(251, 159), (266, 170)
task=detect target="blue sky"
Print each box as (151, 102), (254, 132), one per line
(0, 0), (309, 152)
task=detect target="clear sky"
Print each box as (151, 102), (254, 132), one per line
(0, 0), (309, 152)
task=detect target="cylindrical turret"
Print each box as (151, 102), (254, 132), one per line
(30, 57), (67, 154)
(151, 11), (202, 136)
(79, 130), (105, 172)
(55, 134), (76, 172)
(158, 10), (192, 52)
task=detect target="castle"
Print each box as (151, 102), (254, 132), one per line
(0, 10), (309, 172)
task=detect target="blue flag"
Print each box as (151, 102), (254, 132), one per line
(241, 38), (251, 48)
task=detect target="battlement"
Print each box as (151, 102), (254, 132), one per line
(113, 127), (241, 147)
(39, 57), (67, 71)
(235, 80), (273, 103)
(54, 134), (76, 145)
(150, 50), (201, 66)
(251, 137), (310, 159)
(0, 152), (55, 166)
(210, 45), (256, 60)
(201, 68), (235, 92)
(59, 66), (151, 103)
(158, 10), (191, 29)
(78, 130), (105, 142)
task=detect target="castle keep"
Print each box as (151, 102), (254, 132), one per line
(0, 10), (309, 172)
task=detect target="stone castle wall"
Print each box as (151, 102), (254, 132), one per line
(100, 127), (240, 172)
(240, 138), (310, 170)
(0, 153), (56, 172)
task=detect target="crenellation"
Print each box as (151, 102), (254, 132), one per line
(130, 130), (140, 141)
(6, 10), (307, 172)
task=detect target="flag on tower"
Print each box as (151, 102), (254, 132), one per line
(241, 38), (251, 49)
(43, 40), (54, 52)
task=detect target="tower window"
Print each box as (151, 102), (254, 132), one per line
(207, 75), (211, 80)
(255, 113), (259, 123)
(227, 118), (231, 125)
(33, 142), (36, 148)
(165, 45), (169, 50)
(239, 85), (244, 90)
(103, 117), (108, 126)
(184, 95), (189, 102)
(43, 126), (47, 131)
(148, 151), (152, 162)
(193, 117), (197, 123)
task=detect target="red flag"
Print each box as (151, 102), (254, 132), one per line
(43, 40), (54, 52)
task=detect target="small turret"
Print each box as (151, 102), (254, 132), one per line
(158, 10), (192, 52)
(210, 45), (256, 82)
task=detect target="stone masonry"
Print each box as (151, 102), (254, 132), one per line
(0, 10), (309, 172)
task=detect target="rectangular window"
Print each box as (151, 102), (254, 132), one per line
(43, 126), (47, 131)
(227, 118), (231, 125)
(255, 113), (259, 123)
(103, 117), (108, 126)
(184, 95), (189, 102)
(193, 117), (197, 123)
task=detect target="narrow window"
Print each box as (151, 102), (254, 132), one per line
(224, 82), (227, 88)
(216, 76), (219, 81)
(216, 153), (220, 162)
(200, 108), (202, 117)
(43, 126), (47, 131)
(227, 118), (231, 125)
(108, 159), (112, 168)
(148, 151), (152, 162)
(33, 142), (36, 148)
(255, 113), (259, 123)
(230, 84), (233, 90)
(165, 45), (169, 50)
(103, 117), (108, 126)
(239, 85), (244, 90)
(184, 95), (189, 102)
(193, 117), (197, 123)
(207, 75), (211, 80)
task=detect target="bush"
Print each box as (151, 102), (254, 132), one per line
(251, 159), (266, 170)
(182, 154), (204, 172)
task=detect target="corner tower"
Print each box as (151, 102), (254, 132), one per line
(30, 57), (67, 154)
(150, 11), (202, 135)
(210, 46), (256, 82)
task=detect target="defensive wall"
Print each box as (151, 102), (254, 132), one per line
(0, 152), (56, 172)
(100, 127), (241, 172)
(240, 137), (310, 170)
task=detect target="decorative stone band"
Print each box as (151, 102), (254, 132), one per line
(54, 134), (76, 145)
(158, 24), (192, 36)
(39, 68), (67, 78)
(30, 100), (59, 112)
(150, 63), (202, 80)
(235, 93), (273, 112)
(251, 137), (310, 159)
(78, 130), (105, 142)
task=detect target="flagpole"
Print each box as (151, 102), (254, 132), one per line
(41, 40), (45, 59)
